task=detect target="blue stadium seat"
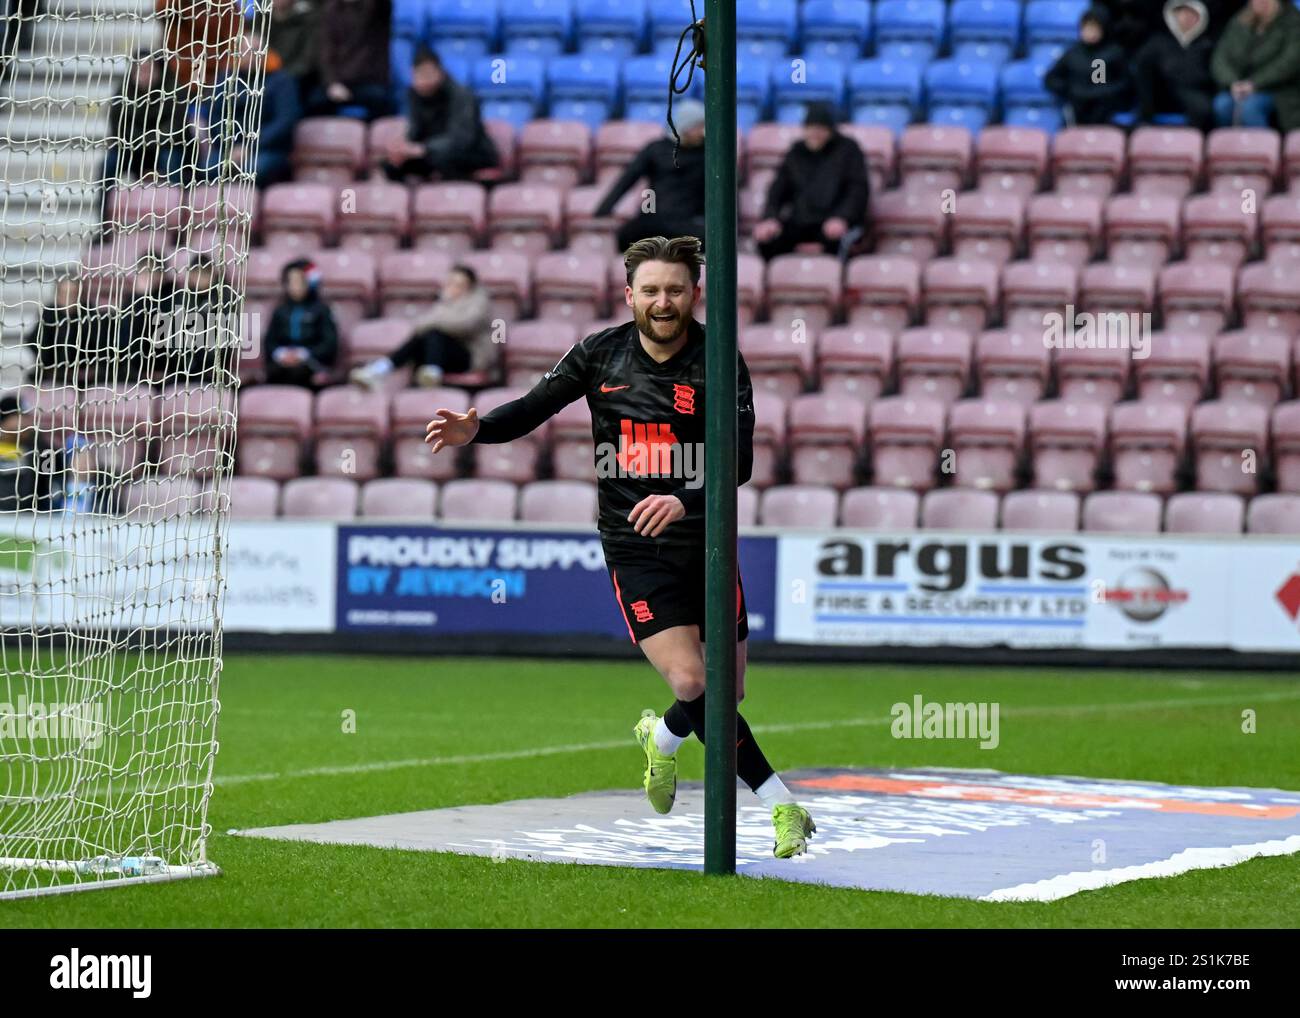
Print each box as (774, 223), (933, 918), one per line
(1025, 0), (1087, 60)
(472, 55), (546, 130)
(771, 59), (846, 124)
(800, 0), (871, 65)
(737, 0), (799, 58)
(873, 0), (945, 63)
(622, 53), (702, 123)
(925, 59), (999, 127)
(393, 0), (430, 41)
(949, 0), (1021, 64)
(546, 55), (621, 131)
(574, 0), (647, 57)
(999, 58), (1062, 133)
(736, 57), (774, 130)
(848, 58), (922, 120)
(648, 2), (697, 54)
(501, 0), (574, 58)
(431, 0), (500, 52)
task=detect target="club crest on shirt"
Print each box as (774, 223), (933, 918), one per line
(672, 384), (696, 415)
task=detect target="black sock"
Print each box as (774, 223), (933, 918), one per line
(663, 701), (693, 739)
(673, 693), (776, 793)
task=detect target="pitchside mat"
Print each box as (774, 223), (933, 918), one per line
(233, 767), (1300, 901)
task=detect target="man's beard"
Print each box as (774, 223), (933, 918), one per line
(634, 304), (691, 344)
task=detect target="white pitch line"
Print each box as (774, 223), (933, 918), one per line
(212, 688), (1300, 787)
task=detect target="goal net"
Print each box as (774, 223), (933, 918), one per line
(0, 0), (266, 898)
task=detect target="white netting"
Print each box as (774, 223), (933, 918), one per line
(0, 0), (267, 897)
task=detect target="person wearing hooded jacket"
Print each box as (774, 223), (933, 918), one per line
(1211, 0), (1300, 131)
(1132, 0), (1218, 130)
(263, 258), (339, 389)
(1045, 6), (1135, 125)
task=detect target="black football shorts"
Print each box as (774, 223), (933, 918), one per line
(602, 538), (748, 645)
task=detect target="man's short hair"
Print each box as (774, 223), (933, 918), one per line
(412, 46), (443, 71)
(623, 235), (704, 288)
(449, 263), (477, 287)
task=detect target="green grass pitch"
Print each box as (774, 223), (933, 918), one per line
(3, 653), (1300, 928)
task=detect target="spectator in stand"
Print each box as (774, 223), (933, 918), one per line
(593, 98), (707, 251)
(268, 0), (322, 104)
(382, 47), (498, 183)
(1211, 0), (1300, 130)
(164, 255), (238, 385)
(0, 392), (44, 512)
(263, 258), (339, 389)
(202, 24), (301, 187)
(350, 264), (494, 390)
(155, 0), (244, 87)
(1132, 1), (1217, 130)
(311, 0), (393, 121)
(1100, 0), (1244, 53)
(115, 255), (178, 386)
(24, 275), (118, 386)
(753, 102), (869, 261)
(1045, 7), (1135, 126)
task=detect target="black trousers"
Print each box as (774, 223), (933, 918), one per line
(383, 154), (484, 183)
(390, 327), (471, 373)
(1133, 42), (1214, 131)
(616, 212), (706, 252)
(758, 220), (840, 261)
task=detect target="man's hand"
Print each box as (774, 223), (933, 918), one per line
(627, 494), (685, 538)
(424, 406), (480, 453)
(754, 218), (782, 243)
(1231, 80), (1254, 100)
(823, 216), (848, 240)
(327, 82), (352, 103)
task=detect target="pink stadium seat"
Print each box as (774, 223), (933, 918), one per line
(1108, 401), (1188, 494)
(975, 126), (1047, 200)
(1246, 493), (1300, 534)
(1261, 193), (1300, 262)
(1051, 125), (1126, 197)
(740, 325), (815, 400)
(738, 484), (759, 527)
(922, 258), (999, 334)
(920, 487), (999, 529)
(189, 181), (258, 237)
(1157, 261), (1235, 336)
(817, 326), (893, 403)
(458, 250), (534, 320)
(595, 120), (663, 180)
(1286, 130), (1300, 190)
(870, 189), (948, 263)
(519, 120), (593, 189)
(1205, 127), (1280, 196)
(1213, 331), (1291, 409)
(391, 387), (469, 480)
(1270, 400), (1300, 493)
(1128, 127), (1203, 199)
(261, 182), (338, 248)
(839, 123), (896, 194)
(1081, 491), (1163, 533)
(1000, 489), (1080, 532)
(1029, 400), (1107, 492)
(313, 386), (389, 481)
(975, 330), (1051, 406)
(440, 478), (519, 522)
(75, 384), (153, 477)
(471, 385), (541, 483)
(746, 123), (803, 175)
(108, 184), (185, 233)
(788, 394), (868, 489)
(292, 117), (366, 183)
(1103, 193), (1180, 267)
(308, 250), (377, 321)
(229, 476), (280, 519)
(244, 248), (291, 304)
(533, 250), (609, 323)
(1026, 193), (1102, 267)
(1134, 331), (1210, 407)
(237, 385), (312, 479)
(950, 191), (1025, 267)
(1079, 261), (1156, 317)
(896, 328), (972, 407)
(844, 255), (920, 332)
(342, 319), (414, 390)
(503, 320), (580, 387)
(281, 477), (359, 519)
(947, 398), (1026, 491)
(155, 385), (234, 477)
(488, 183), (564, 254)
(1163, 492), (1244, 534)
(1000, 259), (1077, 332)
(360, 478), (438, 519)
(759, 484), (839, 528)
(550, 397), (596, 482)
(899, 125), (973, 193)
(412, 182), (487, 252)
(749, 390), (788, 489)
(481, 120), (517, 181)
(868, 396), (946, 491)
(377, 250), (454, 319)
(735, 254), (767, 323)
(564, 185), (639, 253)
(519, 480), (598, 524)
(336, 181), (412, 253)
(1181, 192), (1258, 269)
(121, 476), (212, 521)
(765, 254), (842, 331)
(1238, 261), (1300, 336)
(838, 486), (920, 529)
(1055, 339), (1131, 408)
(1190, 400), (1270, 495)
(366, 115), (408, 172)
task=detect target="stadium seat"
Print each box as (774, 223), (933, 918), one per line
(378, 250), (455, 319)
(896, 328), (972, 407)
(518, 120), (593, 189)
(471, 385), (541, 482)
(440, 478), (519, 522)
(622, 54), (702, 122)
(281, 477), (359, 520)
(431, 0), (500, 53)
(898, 125), (973, 193)
(593, 119), (662, 182)
(77, 385), (153, 478)
(343, 318), (415, 389)
(1205, 127), (1281, 196)
(261, 182), (338, 249)
(1051, 125), (1126, 197)
(1286, 129), (1300, 190)
(1157, 261), (1235, 336)
(839, 486), (921, 528)
(575, 0), (648, 58)
(788, 393), (868, 489)
(1246, 493), (1300, 534)
(458, 250), (534, 319)
(1024, 0), (1086, 59)
(874, 0), (945, 62)
(411, 182), (487, 253)
(839, 123), (897, 193)
(237, 385), (312, 480)
(502, 0), (573, 56)
(391, 387), (469, 480)
(366, 115), (410, 173)
(1261, 192), (1300, 262)
(1028, 400), (1107, 492)
(1103, 194), (1181, 267)
(951, 191), (1024, 267)
(1190, 400), (1270, 495)
(975, 126), (1048, 200)
(564, 184), (639, 252)
(801, 0), (872, 65)
(360, 477), (438, 519)
(740, 325), (815, 400)
(1000, 489), (1080, 532)
(868, 395), (946, 490)
(1238, 260), (1300, 337)
(121, 476), (213, 522)
(924, 60), (999, 133)
(1213, 331), (1291, 409)
(519, 480), (599, 524)
(487, 183), (563, 254)
(922, 258), (1000, 333)
(107, 184), (185, 233)
(1164, 492), (1244, 535)
(1134, 331), (1211, 408)
(975, 330), (1050, 406)
(229, 476), (280, 519)
(1081, 491), (1162, 534)
(292, 117), (366, 184)
(503, 320), (580, 387)
(1128, 127), (1203, 199)
(1079, 261), (1155, 319)
(869, 190), (948, 263)
(481, 119), (519, 181)
(550, 397), (596, 482)
(844, 254), (920, 331)
(759, 484), (840, 527)
(472, 56), (546, 128)
(546, 54), (621, 131)
(950, 0), (1021, 63)
(307, 250), (378, 331)
(313, 386), (389, 482)
(749, 389), (789, 489)
(336, 182), (412, 254)
(765, 254), (843, 331)
(156, 385), (234, 478)
(847, 59), (923, 131)
(920, 487), (1000, 529)
(999, 58), (1062, 133)
(738, 0), (799, 55)
(947, 398), (1025, 491)
(817, 326), (894, 402)
(1000, 259), (1077, 332)
(1273, 401), (1300, 493)
(738, 484), (760, 526)
(1109, 401), (1188, 494)
(1182, 193), (1258, 269)
(533, 250), (609, 323)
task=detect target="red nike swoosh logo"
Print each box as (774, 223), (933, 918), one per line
(600, 384), (629, 392)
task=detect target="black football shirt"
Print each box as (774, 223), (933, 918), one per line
(471, 317), (755, 547)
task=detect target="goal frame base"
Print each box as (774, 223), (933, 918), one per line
(0, 860), (222, 901)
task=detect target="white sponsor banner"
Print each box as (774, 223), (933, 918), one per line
(224, 521), (335, 632)
(776, 530), (1300, 654)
